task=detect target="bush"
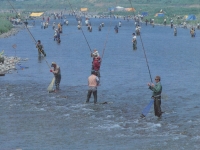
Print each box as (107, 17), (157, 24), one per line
(0, 14), (13, 34)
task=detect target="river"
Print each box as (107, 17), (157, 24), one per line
(0, 16), (200, 150)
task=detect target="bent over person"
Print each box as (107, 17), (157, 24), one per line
(148, 76), (162, 117)
(86, 71), (99, 104)
(50, 62), (61, 92)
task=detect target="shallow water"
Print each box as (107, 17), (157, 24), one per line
(0, 16), (200, 150)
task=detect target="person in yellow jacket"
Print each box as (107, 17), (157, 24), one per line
(86, 71), (99, 104)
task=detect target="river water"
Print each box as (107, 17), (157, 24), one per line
(0, 16), (200, 150)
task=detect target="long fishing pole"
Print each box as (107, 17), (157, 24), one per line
(6, 0), (51, 69)
(129, 0), (153, 83)
(101, 11), (112, 60)
(67, 0), (92, 53)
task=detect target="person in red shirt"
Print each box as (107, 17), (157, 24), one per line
(92, 56), (101, 78)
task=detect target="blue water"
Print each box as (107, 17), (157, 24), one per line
(0, 16), (200, 150)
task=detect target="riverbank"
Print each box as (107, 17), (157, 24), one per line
(0, 25), (23, 39)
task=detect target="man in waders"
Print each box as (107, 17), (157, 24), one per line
(86, 71), (99, 104)
(174, 27), (177, 36)
(98, 24), (102, 31)
(190, 27), (195, 37)
(148, 76), (162, 118)
(50, 62), (61, 92)
(114, 25), (118, 33)
(36, 40), (46, 57)
(132, 33), (137, 50)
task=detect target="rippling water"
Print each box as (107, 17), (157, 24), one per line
(0, 16), (200, 150)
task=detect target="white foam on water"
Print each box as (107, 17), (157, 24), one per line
(64, 114), (70, 117)
(133, 119), (139, 124)
(106, 115), (115, 118)
(192, 135), (200, 140)
(82, 108), (94, 112)
(172, 136), (180, 140)
(9, 93), (14, 97)
(97, 123), (121, 130)
(135, 122), (162, 132)
(115, 133), (130, 138)
(147, 122), (162, 128)
(39, 108), (45, 111)
(168, 124), (179, 129)
(70, 103), (86, 108)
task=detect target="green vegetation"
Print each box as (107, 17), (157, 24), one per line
(0, 13), (13, 34)
(1, 0), (200, 33)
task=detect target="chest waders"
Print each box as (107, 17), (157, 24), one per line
(133, 40), (137, 50)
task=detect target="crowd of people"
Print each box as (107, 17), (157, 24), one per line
(33, 11), (200, 118)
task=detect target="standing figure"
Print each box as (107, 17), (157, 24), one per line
(119, 21), (121, 27)
(132, 33), (137, 50)
(36, 40), (46, 57)
(163, 18), (166, 26)
(147, 76), (162, 118)
(53, 22), (56, 30)
(66, 20), (69, 26)
(77, 24), (81, 30)
(190, 27), (195, 37)
(98, 24), (102, 31)
(43, 21), (46, 29)
(135, 25), (141, 36)
(151, 19), (154, 28)
(114, 25), (118, 33)
(88, 25), (92, 32)
(197, 22), (200, 29)
(145, 19), (148, 26)
(86, 71), (99, 104)
(174, 27), (177, 36)
(50, 62), (61, 92)
(92, 56), (101, 78)
(54, 30), (57, 41)
(41, 21), (43, 29)
(170, 18), (173, 28)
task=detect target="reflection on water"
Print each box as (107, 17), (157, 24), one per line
(0, 16), (200, 150)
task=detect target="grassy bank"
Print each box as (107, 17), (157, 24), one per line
(1, 0), (200, 28)
(0, 14), (13, 34)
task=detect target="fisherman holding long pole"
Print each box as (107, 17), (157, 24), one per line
(147, 76), (162, 118)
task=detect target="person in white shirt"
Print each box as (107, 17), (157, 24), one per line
(132, 33), (137, 50)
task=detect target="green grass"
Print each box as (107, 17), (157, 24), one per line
(1, 0), (200, 30)
(0, 13), (14, 34)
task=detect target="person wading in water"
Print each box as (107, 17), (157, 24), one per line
(174, 27), (177, 36)
(50, 62), (61, 92)
(132, 33), (137, 50)
(114, 25), (118, 33)
(36, 40), (46, 57)
(86, 71), (99, 104)
(147, 76), (162, 118)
